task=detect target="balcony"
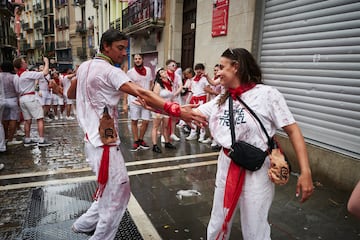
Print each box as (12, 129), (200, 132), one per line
(35, 40), (43, 48)
(42, 7), (54, 16)
(77, 47), (87, 60)
(45, 42), (55, 56)
(76, 21), (87, 34)
(33, 3), (41, 11)
(74, 0), (85, 6)
(43, 28), (55, 36)
(22, 22), (34, 32)
(55, 0), (68, 8)
(56, 41), (70, 49)
(56, 17), (69, 29)
(34, 20), (43, 29)
(122, 0), (165, 37)
(23, 43), (35, 51)
(0, 0), (14, 16)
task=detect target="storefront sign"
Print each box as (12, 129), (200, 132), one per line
(211, 0), (229, 37)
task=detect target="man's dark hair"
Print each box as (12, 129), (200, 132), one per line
(194, 63), (205, 70)
(100, 29), (128, 51)
(0, 61), (15, 73)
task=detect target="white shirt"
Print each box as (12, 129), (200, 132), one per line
(191, 76), (209, 97)
(76, 58), (131, 147)
(16, 71), (44, 102)
(126, 66), (152, 104)
(198, 85), (295, 150)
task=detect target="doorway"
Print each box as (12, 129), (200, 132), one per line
(181, 0), (197, 70)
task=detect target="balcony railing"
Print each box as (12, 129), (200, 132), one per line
(45, 42), (55, 52)
(77, 47), (87, 60)
(56, 41), (70, 49)
(35, 40), (43, 48)
(76, 21), (87, 34)
(55, 0), (68, 8)
(22, 22), (33, 32)
(122, 0), (165, 36)
(33, 3), (42, 11)
(34, 21), (43, 29)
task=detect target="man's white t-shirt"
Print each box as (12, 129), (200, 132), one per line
(198, 85), (295, 150)
(191, 76), (209, 97)
(16, 71), (44, 102)
(126, 66), (152, 104)
(76, 58), (131, 147)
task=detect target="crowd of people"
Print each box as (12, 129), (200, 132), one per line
(0, 56), (78, 156)
(1, 27), (358, 240)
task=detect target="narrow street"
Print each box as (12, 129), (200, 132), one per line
(0, 111), (359, 240)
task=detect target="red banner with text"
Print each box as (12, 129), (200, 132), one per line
(212, 0), (229, 37)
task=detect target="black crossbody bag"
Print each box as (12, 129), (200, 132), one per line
(228, 96), (274, 171)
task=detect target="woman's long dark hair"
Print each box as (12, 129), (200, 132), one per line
(218, 48), (263, 106)
(152, 67), (172, 91)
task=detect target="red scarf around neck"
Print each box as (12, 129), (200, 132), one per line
(162, 78), (172, 91)
(135, 65), (146, 76)
(17, 68), (27, 77)
(228, 83), (256, 100)
(167, 70), (175, 81)
(194, 74), (202, 82)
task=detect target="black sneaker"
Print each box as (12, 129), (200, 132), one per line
(38, 140), (52, 147)
(138, 139), (150, 150)
(23, 140), (37, 147)
(164, 142), (176, 149)
(130, 141), (140, 152)
(152, 144), (162, 153)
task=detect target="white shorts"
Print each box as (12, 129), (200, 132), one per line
(38, 90), (52, 106)
(20, 98), (44, 120)
(129, 103), (151, 121)
(52, 94), (64, 105)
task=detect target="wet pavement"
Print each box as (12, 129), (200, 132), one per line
(0, 110), (359, 240)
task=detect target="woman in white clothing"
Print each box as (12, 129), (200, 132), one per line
(195, 48), (314, 240)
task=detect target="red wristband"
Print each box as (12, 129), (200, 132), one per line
(163, 102), (181, 118)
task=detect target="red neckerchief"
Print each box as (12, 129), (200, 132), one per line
(228, 83), (256, 100)
(134, 65), (146, 76)
(17, 68), (27, 77)
(194, 74), (202, 82)
(167, 70), (175, 81)
(163, 78), (173, 91)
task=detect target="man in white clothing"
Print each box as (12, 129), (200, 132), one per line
(71, 29), (206, 240)
(125, 54), (152, 151)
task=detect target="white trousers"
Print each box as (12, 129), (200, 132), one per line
(73, 141), (131, 240)
(0, 104), (6, 151)
(207, 150), (275, 240)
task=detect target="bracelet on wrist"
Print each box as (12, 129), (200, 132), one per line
(163, 102), (181, 118)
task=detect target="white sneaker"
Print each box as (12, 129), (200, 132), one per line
(161, 135), (165, 143)
(211, 140), (218, 147)
(186, 134), (197, 141)
(0, 163), (4, 170)
(44, 117), (52, 122)
(54, 116), (59, 120)
(59, 114), (64, 120)
(66, 116), (75, 120)
(7, 139), (23, 146)
(170, 134), (180, 141)
(200, 138), (212, 144)
(16, 129), (25, 136)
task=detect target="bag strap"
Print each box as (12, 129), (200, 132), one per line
(229, 97), (236, 145)
(229, 96), (273, 148)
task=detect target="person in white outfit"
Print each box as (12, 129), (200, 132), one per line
(125, 54), (152, 151)
(13, 57), (52, 147)
(186, 63), (210, 142)
(194, 48), (314, 240)
(71, 29), (207, 240)
(0, 64), (6, 152)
